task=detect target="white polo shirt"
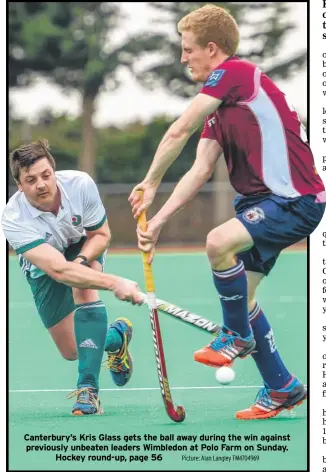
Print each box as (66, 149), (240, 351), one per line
(2, 170), (106, 278)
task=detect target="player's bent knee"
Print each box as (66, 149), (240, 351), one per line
(73, 287), (99, 305)
(248, 299), (257, 314)
(206, 228), (230, 264)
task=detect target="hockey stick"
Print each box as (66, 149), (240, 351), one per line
(140, 293), (221, 335)
(137, 192), (185, 423)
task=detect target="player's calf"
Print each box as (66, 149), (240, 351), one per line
(205, 221), (255, 342)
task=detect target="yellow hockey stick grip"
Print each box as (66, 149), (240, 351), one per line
(136, 190), (155, 293)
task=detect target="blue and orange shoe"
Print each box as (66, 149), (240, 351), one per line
(67, 386), (104, 416)
(236, 376), (307, 420)
(103, 318), (133, 386)
(194, 326), (256, 367)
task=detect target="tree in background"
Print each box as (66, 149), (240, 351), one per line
(9, 2), (163, 178)
(9, 2), (307, 183)
(137, 2), (306, 98)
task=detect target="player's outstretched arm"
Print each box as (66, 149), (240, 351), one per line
(129, 94), (222, 218)
(22, 243), (143, 304)
(137, 138), (222, 263)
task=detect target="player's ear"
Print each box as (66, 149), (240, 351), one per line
(14, 178), (22, 191)
(207, 42), (218, 57)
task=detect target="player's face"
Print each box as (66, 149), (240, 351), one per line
(180, 31), (213, 83)
(17, 157), (58, 209)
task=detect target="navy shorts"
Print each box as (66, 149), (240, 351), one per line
(234, 193), (325, 276)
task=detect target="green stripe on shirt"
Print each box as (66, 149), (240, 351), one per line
(15, 239), (46, 255)
(84, 214), (107, 231)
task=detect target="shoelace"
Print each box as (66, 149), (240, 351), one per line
(210, 331), (234, 350)
(66, 387), (97, 405)
(255, 387), (273, 408)
(103, 345), (129, 372)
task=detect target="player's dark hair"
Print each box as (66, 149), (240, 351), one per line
(10, 138), (56, 182)
(178, 5), (239, 56)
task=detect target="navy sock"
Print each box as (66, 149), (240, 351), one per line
(212, 260), (251, 338)
(249, 304), (292, 390)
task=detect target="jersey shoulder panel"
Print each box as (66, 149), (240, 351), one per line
(55, 169), (92, 186)
(2, 191), (30, 227)
(2, 193), (44, 252)
(56, 170), (97, 199)
(200, 57), (258, 103)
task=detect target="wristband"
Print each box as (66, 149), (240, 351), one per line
(75, 254), (89, 266)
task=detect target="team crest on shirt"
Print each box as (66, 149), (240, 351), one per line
(243, 207), (265, 224)
(72, 214), (82, 226)
(204, 69), (225, 87)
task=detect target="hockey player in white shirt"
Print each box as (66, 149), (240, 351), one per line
(3, 138), (142, 415)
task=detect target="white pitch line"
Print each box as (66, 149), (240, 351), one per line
(9, 385), (270, 393)
(9, 384), (308, 393)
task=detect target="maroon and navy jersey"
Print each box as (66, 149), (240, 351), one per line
(200, 56), (325, 197)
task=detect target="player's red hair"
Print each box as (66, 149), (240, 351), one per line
(177, 4), (239, 56)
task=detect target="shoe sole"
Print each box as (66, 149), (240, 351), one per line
(236, 392), (307, 420)
(194, 357), (235, 368)
(105, 318), (133, 387)
(72, 406), (104, 416)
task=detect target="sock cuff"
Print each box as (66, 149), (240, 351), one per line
(212, 260), (245, 281)
(75, 300), (105, 311)
(279, 375), (295, 390)
(249, 303), (262, 322)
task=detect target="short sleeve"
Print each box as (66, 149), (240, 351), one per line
(2, 208), (45, 254)
(200, 67), (235, 101)
(200, 59), (257, 105)
(80, 174), (107, 231)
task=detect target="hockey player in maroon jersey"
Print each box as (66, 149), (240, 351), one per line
(129, 4), (325, 419)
